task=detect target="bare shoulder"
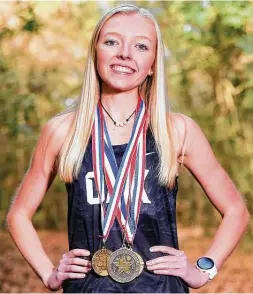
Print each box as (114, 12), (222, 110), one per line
(167, 112), (195, 156)
(29, 110), (76, 174)
(169, 111), (217, 167)
(40, 111), (75, 154)
(44, 111), (75, 139)
(168, 111), (198, 133)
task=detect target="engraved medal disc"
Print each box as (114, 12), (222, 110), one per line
(134, 252), (144, 277)
(92, 248), (112, 276)
(108, 247), (141, 283)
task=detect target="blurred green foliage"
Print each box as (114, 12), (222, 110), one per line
(1, 1), (252, 243)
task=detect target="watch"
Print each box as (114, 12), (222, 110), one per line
(195, 257), (218, 281)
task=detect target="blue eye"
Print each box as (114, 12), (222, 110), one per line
(137, 43), (148, 51)
(104, 39), (117, 46)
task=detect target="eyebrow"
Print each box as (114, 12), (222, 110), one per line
(103, 32), (153, 43)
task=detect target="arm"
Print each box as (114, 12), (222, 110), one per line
(6, 113), (73, 290)
(177, 114), (250, 270)
(146, 113), (250, 289)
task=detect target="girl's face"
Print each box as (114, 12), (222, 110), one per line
(96, 13), (157, 93)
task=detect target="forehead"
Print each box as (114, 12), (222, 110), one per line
(99, 13), (157, 41)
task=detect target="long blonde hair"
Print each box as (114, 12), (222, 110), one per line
(58, 4), (178, 189)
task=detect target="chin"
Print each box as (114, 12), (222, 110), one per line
(106, 82), (137, 93)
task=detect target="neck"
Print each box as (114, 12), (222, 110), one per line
(100, 87), (139, 121)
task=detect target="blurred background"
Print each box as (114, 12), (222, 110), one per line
(0, 0), (252, 292)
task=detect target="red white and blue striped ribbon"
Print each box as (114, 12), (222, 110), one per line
(92, 96), (148, 244)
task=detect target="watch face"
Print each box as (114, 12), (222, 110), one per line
(197, 257), (214, 270)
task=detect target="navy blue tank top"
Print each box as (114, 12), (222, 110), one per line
(63, 127), (189, 293)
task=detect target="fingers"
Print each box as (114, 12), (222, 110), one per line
(153, 269), (183, 276)
(147, 255), (186, 271)
(147, 255), (180, 266)
(56, 249), (92, 281)
(150, 246), (184, 256)
(147, 261), (182, 270)
(59, 261), (91, 274)
(64, 248), (91, 259)
(56, 271), (87, 281)
(147, 246), (187, 278)
(57, 264), (91, 275)
(63, 257), (91, 267)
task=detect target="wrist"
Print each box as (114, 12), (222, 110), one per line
(195, 257), (218, 281)
(41, 271), (52, 289)
(195, 266), (211, 284)
(41, 267), (58, 289)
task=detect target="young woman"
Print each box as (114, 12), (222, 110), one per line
(6, 4), (249, 293)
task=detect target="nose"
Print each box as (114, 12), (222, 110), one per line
(117, 44), (132, 60)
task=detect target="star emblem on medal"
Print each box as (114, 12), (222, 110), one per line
(113, 255), (132, 273)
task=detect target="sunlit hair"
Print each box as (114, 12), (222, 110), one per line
(57, 4), (179, 189)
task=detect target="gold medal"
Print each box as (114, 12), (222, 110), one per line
(108, 247), (142, 283)
(92, 248), (112, 276)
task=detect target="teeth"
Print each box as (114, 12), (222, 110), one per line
(112, 65), (134, 73)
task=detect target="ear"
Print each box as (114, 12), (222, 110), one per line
(148, 69), (153, 76)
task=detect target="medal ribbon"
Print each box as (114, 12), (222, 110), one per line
(92, 96), (148, 244)
(103, 117), (146, 244)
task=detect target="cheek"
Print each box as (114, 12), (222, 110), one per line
(96, 49), (114, 77)
(138, 55), (154, 73)
(96, 51), (106, 70)
(142, 61), (152, 72)
(96, 55), (107, 82)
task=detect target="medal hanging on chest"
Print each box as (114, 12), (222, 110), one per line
(92, 96), (148, 282)
(92, 247), (112, 276)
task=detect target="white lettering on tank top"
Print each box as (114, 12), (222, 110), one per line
(86, 169), (151, 205)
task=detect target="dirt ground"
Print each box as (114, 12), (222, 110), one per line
(0, 228), (252, 293)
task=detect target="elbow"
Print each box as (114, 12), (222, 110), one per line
(5, 211), (28, 230)
(6, 209), (17, 224)
(243, 208), (250, 226)
(239, 206), (250, 224)
(5, 204), (17, 226)
(242, 208), (250, 234)
(5, 212), (12, 225)
(226, 206), (250, 228)
(5, 213), (16, 230)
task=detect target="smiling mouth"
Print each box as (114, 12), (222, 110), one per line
(110, 65), (135, 74)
